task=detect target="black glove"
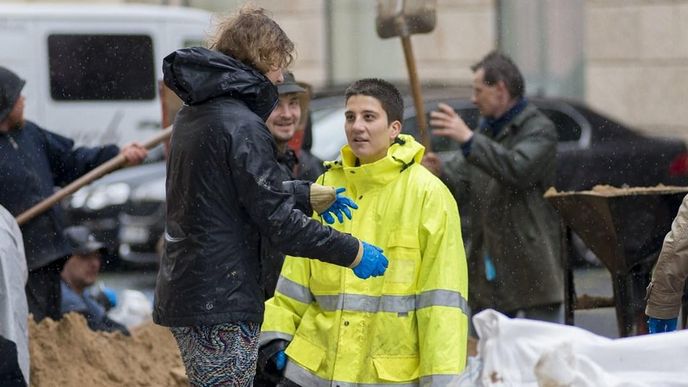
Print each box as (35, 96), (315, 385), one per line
(256, 339), (289, 384)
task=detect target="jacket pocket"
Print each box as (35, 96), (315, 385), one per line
(285, 335), (325, 372)
(372, 356), (419, 382)
(385, 233), (420, 285)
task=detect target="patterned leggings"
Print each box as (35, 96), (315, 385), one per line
(170, 321), (260, 387)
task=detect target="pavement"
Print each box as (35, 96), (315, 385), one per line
(571, 266), (620, 338)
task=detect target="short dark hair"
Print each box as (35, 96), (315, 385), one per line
(344, 78), (403, 124)
(471, 51), (525, 99)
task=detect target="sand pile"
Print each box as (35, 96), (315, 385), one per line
(28, 313), (478, 385)
(29, 313), (186, 387)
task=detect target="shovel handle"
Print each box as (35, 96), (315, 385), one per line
(16, 126), (173, 226)
(400, 35), (431, 151)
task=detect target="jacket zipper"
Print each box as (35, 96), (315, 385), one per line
(8, 135), (18, 150)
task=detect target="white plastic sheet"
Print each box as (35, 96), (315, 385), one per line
(107, 289), (153, 329)
(459, 309), (688, 387)
(0, 206), (29, 384)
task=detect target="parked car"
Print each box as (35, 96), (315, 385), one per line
(64, 149), (165, 268)
(310, 90), (688, 190)
(116, 167), (166, 265)
(76, 86), (688, 266)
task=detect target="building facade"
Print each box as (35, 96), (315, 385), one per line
(10, 0), (688, 141)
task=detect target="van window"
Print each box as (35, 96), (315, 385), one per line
(48, 34), (155, 101)
(183, 39), (205, 48)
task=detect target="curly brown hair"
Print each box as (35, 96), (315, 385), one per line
(209, 4), (295, 74)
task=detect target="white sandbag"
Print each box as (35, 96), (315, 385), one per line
(107, 289), (153, 329)
(463, 309), (688, 387)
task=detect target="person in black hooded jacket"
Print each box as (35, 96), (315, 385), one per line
(154, 6), (389, 386)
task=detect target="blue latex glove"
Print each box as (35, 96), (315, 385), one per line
(352, 242), (389, 279)
(647, 317), (678, 334)
(274, 350), (286, 370)
(101, 287), (118, 308)
(321, 187), (358, 224)
(483, 254), (496, 282)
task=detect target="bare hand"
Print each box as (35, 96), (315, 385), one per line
(430, 102), (474, 144)
(120, 142), (148, 166)
(421, 152), (443, 177)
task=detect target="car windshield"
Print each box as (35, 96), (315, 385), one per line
(311, 107), (347, 161)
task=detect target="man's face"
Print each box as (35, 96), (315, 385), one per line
(267, 93), (301, 145)
(62, 252), (101, 290)
(344, 95), (400, 164)
(0, 95), (25, 133)
(471, 68), (507, 118)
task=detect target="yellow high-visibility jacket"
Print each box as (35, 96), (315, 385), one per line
(261, 135), (469, 386)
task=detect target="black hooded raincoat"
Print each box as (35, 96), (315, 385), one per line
(153, 47), (359, 327)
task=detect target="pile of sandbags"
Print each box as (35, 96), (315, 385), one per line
(459, 309), (688, 386)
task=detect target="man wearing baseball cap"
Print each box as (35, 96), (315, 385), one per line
(260, 72), (329, 300)
(0, 66), (148, 322)
(265, 71), (324, 181)
(60, 225), (128, 334)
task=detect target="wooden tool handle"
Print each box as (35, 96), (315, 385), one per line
(16, 126), (173, 225)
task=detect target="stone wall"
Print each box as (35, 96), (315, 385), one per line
(586, 0), (688, 140)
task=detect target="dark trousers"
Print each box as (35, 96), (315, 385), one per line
(253, 373), (300, 387)
(26, 259), (65, 322)
(277, 379), (300, 387)
(253, 372), (276, 387)
(0, 336), (27, 387)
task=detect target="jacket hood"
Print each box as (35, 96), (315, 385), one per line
(331, 134), (424, 168)
(163, 47), (278, 121)
(325, 134), (425, 190)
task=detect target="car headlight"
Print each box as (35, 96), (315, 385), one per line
(131, 177), (165, 202)
(70, 189), (90, 209)
(85, 182), (131, 210)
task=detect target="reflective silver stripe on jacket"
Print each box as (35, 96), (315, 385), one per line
(275, 275), (314, 304)
(315, 290), (468, 316)
(417, 289), (469, 314)
(275, 276), (468, 315)
(419, 374), (463, 386)
(285, 361), (418, 387)
(258, 331), (293, 347)
(285, 360), (461, 386)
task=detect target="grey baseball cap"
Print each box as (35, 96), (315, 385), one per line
(277, 71), (305, 95)
(64, 226), (106, 255)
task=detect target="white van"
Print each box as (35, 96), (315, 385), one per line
(0, 3), (212, 146)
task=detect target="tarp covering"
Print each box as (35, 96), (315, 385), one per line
(459, 309), (688, 386)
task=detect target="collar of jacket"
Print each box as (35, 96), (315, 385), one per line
(162, 47), (278, 121)
(481, 101), (538, 142)
(0, 121), (25, 137)
(277, 147), (299, 171)
(479, 98), (528, 137)
(325, 134), (424, 192)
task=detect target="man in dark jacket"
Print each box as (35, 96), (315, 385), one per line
(422, 51), (563, 323)
(0, 66), (148, 322)
(254, 71), (321, 387)
(154, 6), (388, 386)
(267, 71), (324, 185)
(261, 71), (312, 300)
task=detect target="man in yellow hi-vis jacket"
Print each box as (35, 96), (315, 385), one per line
(259, 78), (469, 386)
